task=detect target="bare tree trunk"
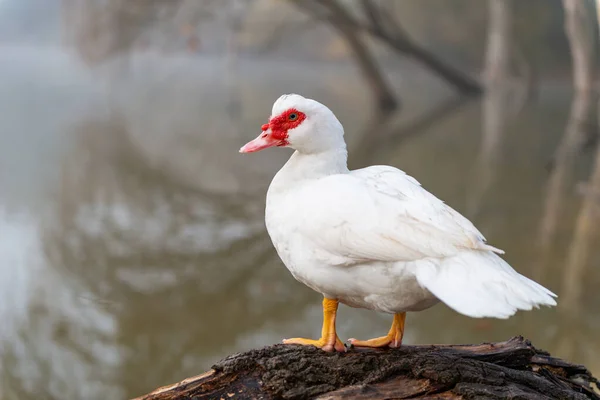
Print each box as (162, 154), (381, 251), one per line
(483, 0), (513, 87)
(482, 0), (513, 157)
(561, 144), (600, 316)
(513, 37), (539, 106)
(536, 0), (597, 277)
(468, 0), (513, 219)
(559, 0), (600, 317)
(224, 0), (247, 121)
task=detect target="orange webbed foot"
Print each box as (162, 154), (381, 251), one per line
(347, 334), (401, 348)
(283, 336), (346, 352)
(282, 298), (345, 352)
(348, 312), (406, 349)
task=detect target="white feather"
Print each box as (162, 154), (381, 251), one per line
(260, 93), (557, 318)
(414, 251), (556, 318)
(295, 165), (504, 263)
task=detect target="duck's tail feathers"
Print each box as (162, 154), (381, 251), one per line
(415, 251), (557, 319)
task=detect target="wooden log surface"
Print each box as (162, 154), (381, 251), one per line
(135, 336), (599, 400)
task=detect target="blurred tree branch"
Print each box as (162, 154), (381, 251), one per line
(289, 0), (399, 115)
(62, 0), (220, 64)
(386, 96), (475, 148)
(290, 0), (482, 96)
(350, 94), (476, 167)
(290, 0), (483, 165)
(359, 3), (482, 96)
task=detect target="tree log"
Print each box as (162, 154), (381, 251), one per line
(134, 337), (599, 400)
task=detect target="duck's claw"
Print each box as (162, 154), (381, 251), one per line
(347, 335), (400, 348)
(348, 312), (406, 349)
(283, 336), (346, 352)
(282, 297), (345, 352)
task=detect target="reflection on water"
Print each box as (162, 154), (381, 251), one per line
(0, 46), (599, 400)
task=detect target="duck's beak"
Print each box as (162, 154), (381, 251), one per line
(239, 131), (280, 153)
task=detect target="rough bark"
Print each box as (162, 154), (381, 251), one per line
(134, 337), (599, 400)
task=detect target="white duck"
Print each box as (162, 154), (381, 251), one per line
(240, 94), (556, 352)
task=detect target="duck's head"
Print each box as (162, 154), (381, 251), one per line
(239, 94), (345, 155)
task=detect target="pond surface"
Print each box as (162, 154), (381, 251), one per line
(0, 46), (598, 399)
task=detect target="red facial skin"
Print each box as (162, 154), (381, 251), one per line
(265, 108), (307, 146)
(239, 108), (307, 153)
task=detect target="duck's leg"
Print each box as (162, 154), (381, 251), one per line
(283, 297), (345, 352)
(348, 312), (406, 348)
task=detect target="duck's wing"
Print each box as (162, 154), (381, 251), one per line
(297, 166), (556, 318)
(299, 165), (502, 265)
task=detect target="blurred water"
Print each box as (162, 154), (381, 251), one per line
(0, 44), (598, 400)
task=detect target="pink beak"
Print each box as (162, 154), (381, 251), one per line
(239, 131), (281, 153)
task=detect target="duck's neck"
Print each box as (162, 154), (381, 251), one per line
(272, 147), (349, 189)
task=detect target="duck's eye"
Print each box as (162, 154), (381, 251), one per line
(288, 113), (298, 121)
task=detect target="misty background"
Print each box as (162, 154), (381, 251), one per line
(0, 0), (599, 399)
